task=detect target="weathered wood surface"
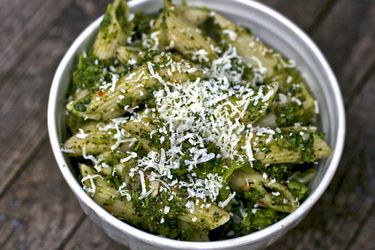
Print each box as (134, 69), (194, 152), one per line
(0, 0), (109, 197)
(0, 0), (374, 249)
(61, 219), (124, 250)
(0, 142), (84, 249)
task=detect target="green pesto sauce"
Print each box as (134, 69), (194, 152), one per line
(73, 96), (91, 112)
(132, 11), (154, 39)
(253, 161), (293, 182)
(265, 129), (317, 163)
(212, 195), (287, 240)
(71, 51), (123, 91)
(275, 102), (314, 127)
(129, 190), (188, 238)
(199, 16), (222, 42)
(66, 0), (330, 242)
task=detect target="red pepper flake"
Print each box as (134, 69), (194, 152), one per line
(98, 90), (104, 97)
(242, 184), (250, 192)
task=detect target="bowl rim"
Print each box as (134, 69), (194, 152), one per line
(48, 0), (346, 249)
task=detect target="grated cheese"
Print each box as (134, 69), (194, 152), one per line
(81, 174), (103, 196)
(218, 192), (236, 208)
(314, 100), (320, 114)
(223, 29), (238, 41)
(192, 49), (209, 63)
(163, 206), (170, 214)
(76, 128), (88, 139)
(138, 170), (148, 199)
(118, 182), (132, 201)
(120, 152), (138, 163)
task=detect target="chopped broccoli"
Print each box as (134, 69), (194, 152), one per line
(243, 188), (265, 203)
(71, 51), (122, 91)
(253, 161), (293, 182)
(70, 49), (133, 98)
(199, 16), (222, 42)
(251, 208), (278, 231)
(132, 11), (153, 40)
(288, 179), (310, 201)
(72, 52), (104, 90)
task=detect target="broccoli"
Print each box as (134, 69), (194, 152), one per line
(243, 188), (265, 203)
(274, 102), (313, 127)
(253, 161), (293, 182)
(71, 51), (122, 91)
(251, 208), (279, 231)
(288, 179), (310, 201)
(199, 16), (222, 42)
(131, 11), (153, 40)
(72, 52), (105, 90)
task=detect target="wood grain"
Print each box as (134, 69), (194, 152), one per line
(0, 142), (83, 249)
(349, 203), (375, 250)
(261, 0), (334, 31)
(61, 218), (126, 250)
(310, 0), (375, 104)
(0, 0), (73, 77)
(0, 0), (108, 197)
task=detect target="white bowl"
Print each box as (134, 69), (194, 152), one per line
(48, 0), (345, 249)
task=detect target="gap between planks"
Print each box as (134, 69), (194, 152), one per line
(0, 0), (74, 81)
(344, 201), (375, 250)
(0, 134), (48, 200)
(344, 59), (375, 109)
(0, 0), (109, 197)
(56, 214), (87, 250)
(307, 0), (339, 34)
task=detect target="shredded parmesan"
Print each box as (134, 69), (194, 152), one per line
(314, 100), (320, 114)
(76, 128), (88, 139)
(192, 49), (209, 63)
(138, 170), (148, 199)
(81, 174), (103, 196)
(218, 192), (236, 208)
(118, 182), (132, 201)
(223, 29), (238, 41)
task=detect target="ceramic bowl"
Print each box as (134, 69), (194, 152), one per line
(48, 1), (345, 249)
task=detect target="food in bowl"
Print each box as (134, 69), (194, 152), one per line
(61, 0), (331, 241)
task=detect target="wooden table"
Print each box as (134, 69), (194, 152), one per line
(1, 0), (374, 249)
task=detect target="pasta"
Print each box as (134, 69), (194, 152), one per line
(62, 0), (331, 241)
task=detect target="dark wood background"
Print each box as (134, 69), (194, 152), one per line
(0, 0), (374, 249)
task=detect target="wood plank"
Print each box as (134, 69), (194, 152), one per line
(261, 0), (331, 31)
(348, 203), (375, 250)
(299, 0), (375, 220)
(310, 0), (375, 103)
(0, 141), (84, 249)
(0, 0), (73, 77)
(0, 1), (115, 248)
(0, 0), (109, 197)
(61, 218), (126, 250)
(267, 72), (375, 250)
